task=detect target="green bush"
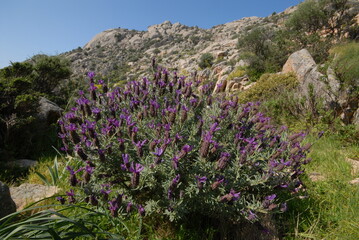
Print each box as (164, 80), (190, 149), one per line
(198, 53), (214, 69)
(237, 27), (274, 57)
(237, 27), (294, 78)
(30, 55), (71, 94)
(0, 55), (71, 160)
(286, 0), (327, 34)
(227, 67), (246, 80)
(238, 73), (298, 103)
(330, 42), (359, 88)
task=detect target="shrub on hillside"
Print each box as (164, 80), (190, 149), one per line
(58, 68), (311, 236)
(198, 53), (214, 69)
(227, 67), (246, 80)
(330, 42), (359, 90)
(238, 73), (298, 103)
(286, 0), (327, 34)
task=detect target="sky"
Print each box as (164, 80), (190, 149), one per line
(0, 0), (302, 68)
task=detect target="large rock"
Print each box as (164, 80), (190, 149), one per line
(225, 75), (250, 93)
(282, 49), (339, 109)
(0, 181), (17, 218)
(213, 76), (228, 94)
(10, 183), (58, 210)
(198, 68), (211, 82)
(38, 97), (63, 124)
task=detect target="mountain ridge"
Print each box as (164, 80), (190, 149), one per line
(62, 6), (293, 80)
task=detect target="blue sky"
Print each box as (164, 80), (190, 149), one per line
(0, 0), (302, 68)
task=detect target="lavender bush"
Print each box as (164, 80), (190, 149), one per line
(58, 66), (311, 226)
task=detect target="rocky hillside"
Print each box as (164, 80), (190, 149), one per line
(62, 6), (296, 81)
(60, 0), (359, 126)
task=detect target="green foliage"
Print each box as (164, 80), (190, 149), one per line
(189, 35), (200, 45)
(286, 0), (354, 38)
(330, 42), (359, 88)
(237, 0), (357, 77)
(348, 24), (359, 40)
(0, 203), (124, 239)
(238, 73), (298, 103)
(279, 134), (359, 239)
(237, 27), (296, 78)
(0, 55), (71, 160)
(227, 67), (246, 80)
(198, 53), (214, 69)
(237, 27), (274, 57)
(286, 0), (327, 33)
(153, 48), (161, 54)
(30, 55), (71, 94)
(35, 156), (61, 186)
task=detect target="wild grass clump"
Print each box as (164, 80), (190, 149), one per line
(279, 134), (359, 240)
(57, 66), (312, 237)
(0, 203), (124, 239)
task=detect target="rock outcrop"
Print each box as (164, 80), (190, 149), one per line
(62, 10), (281, 83)
(282, 49), (339, 109)
(0, 181), (17, 218)
(10, 183), (58, 210)
(38, 97), (63, 124)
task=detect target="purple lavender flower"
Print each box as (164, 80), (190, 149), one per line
(280, 202), (288, 212)
(195, 176), (207, 189)
(87, 72), (95, 79)
(211, 176), (225, 190)
(152, 147), (164, 157)
(83, 165), (94, 183)
(130, 163), (144, 173)
(130, 163), (144, 187)
(108, 198), (119, 217)
(266, 194), (276, 201)
(124, 202), (132, 213)
(200, 131), (212, 157)
(66, 189), (76, 204)
(219, 189), (240, 204)
(210, 122), (221, 133)
(137, 204), (145, 216)
(56, 196), (65, 205)
(88, 195), (98, 206)
(65, 123), (77, 131)
(134, 139), (147, 158)
(216, 152), (231, 171)
(121, 154), (130, 170)
(172, 156), (179, 170)
(247, 210), (257, 221)
(171, 174), (180, 187)
(76, 97), (91, 106)
(66, 166), (78, 186)
(230, 189), (241, 201)
(100, 188), (112, 201)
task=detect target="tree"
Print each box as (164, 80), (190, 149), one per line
(286, 0), (327, 34)
(30, 55), (71, 94)
(0, 55), (71, 160)
(237, 27), (274, 57)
